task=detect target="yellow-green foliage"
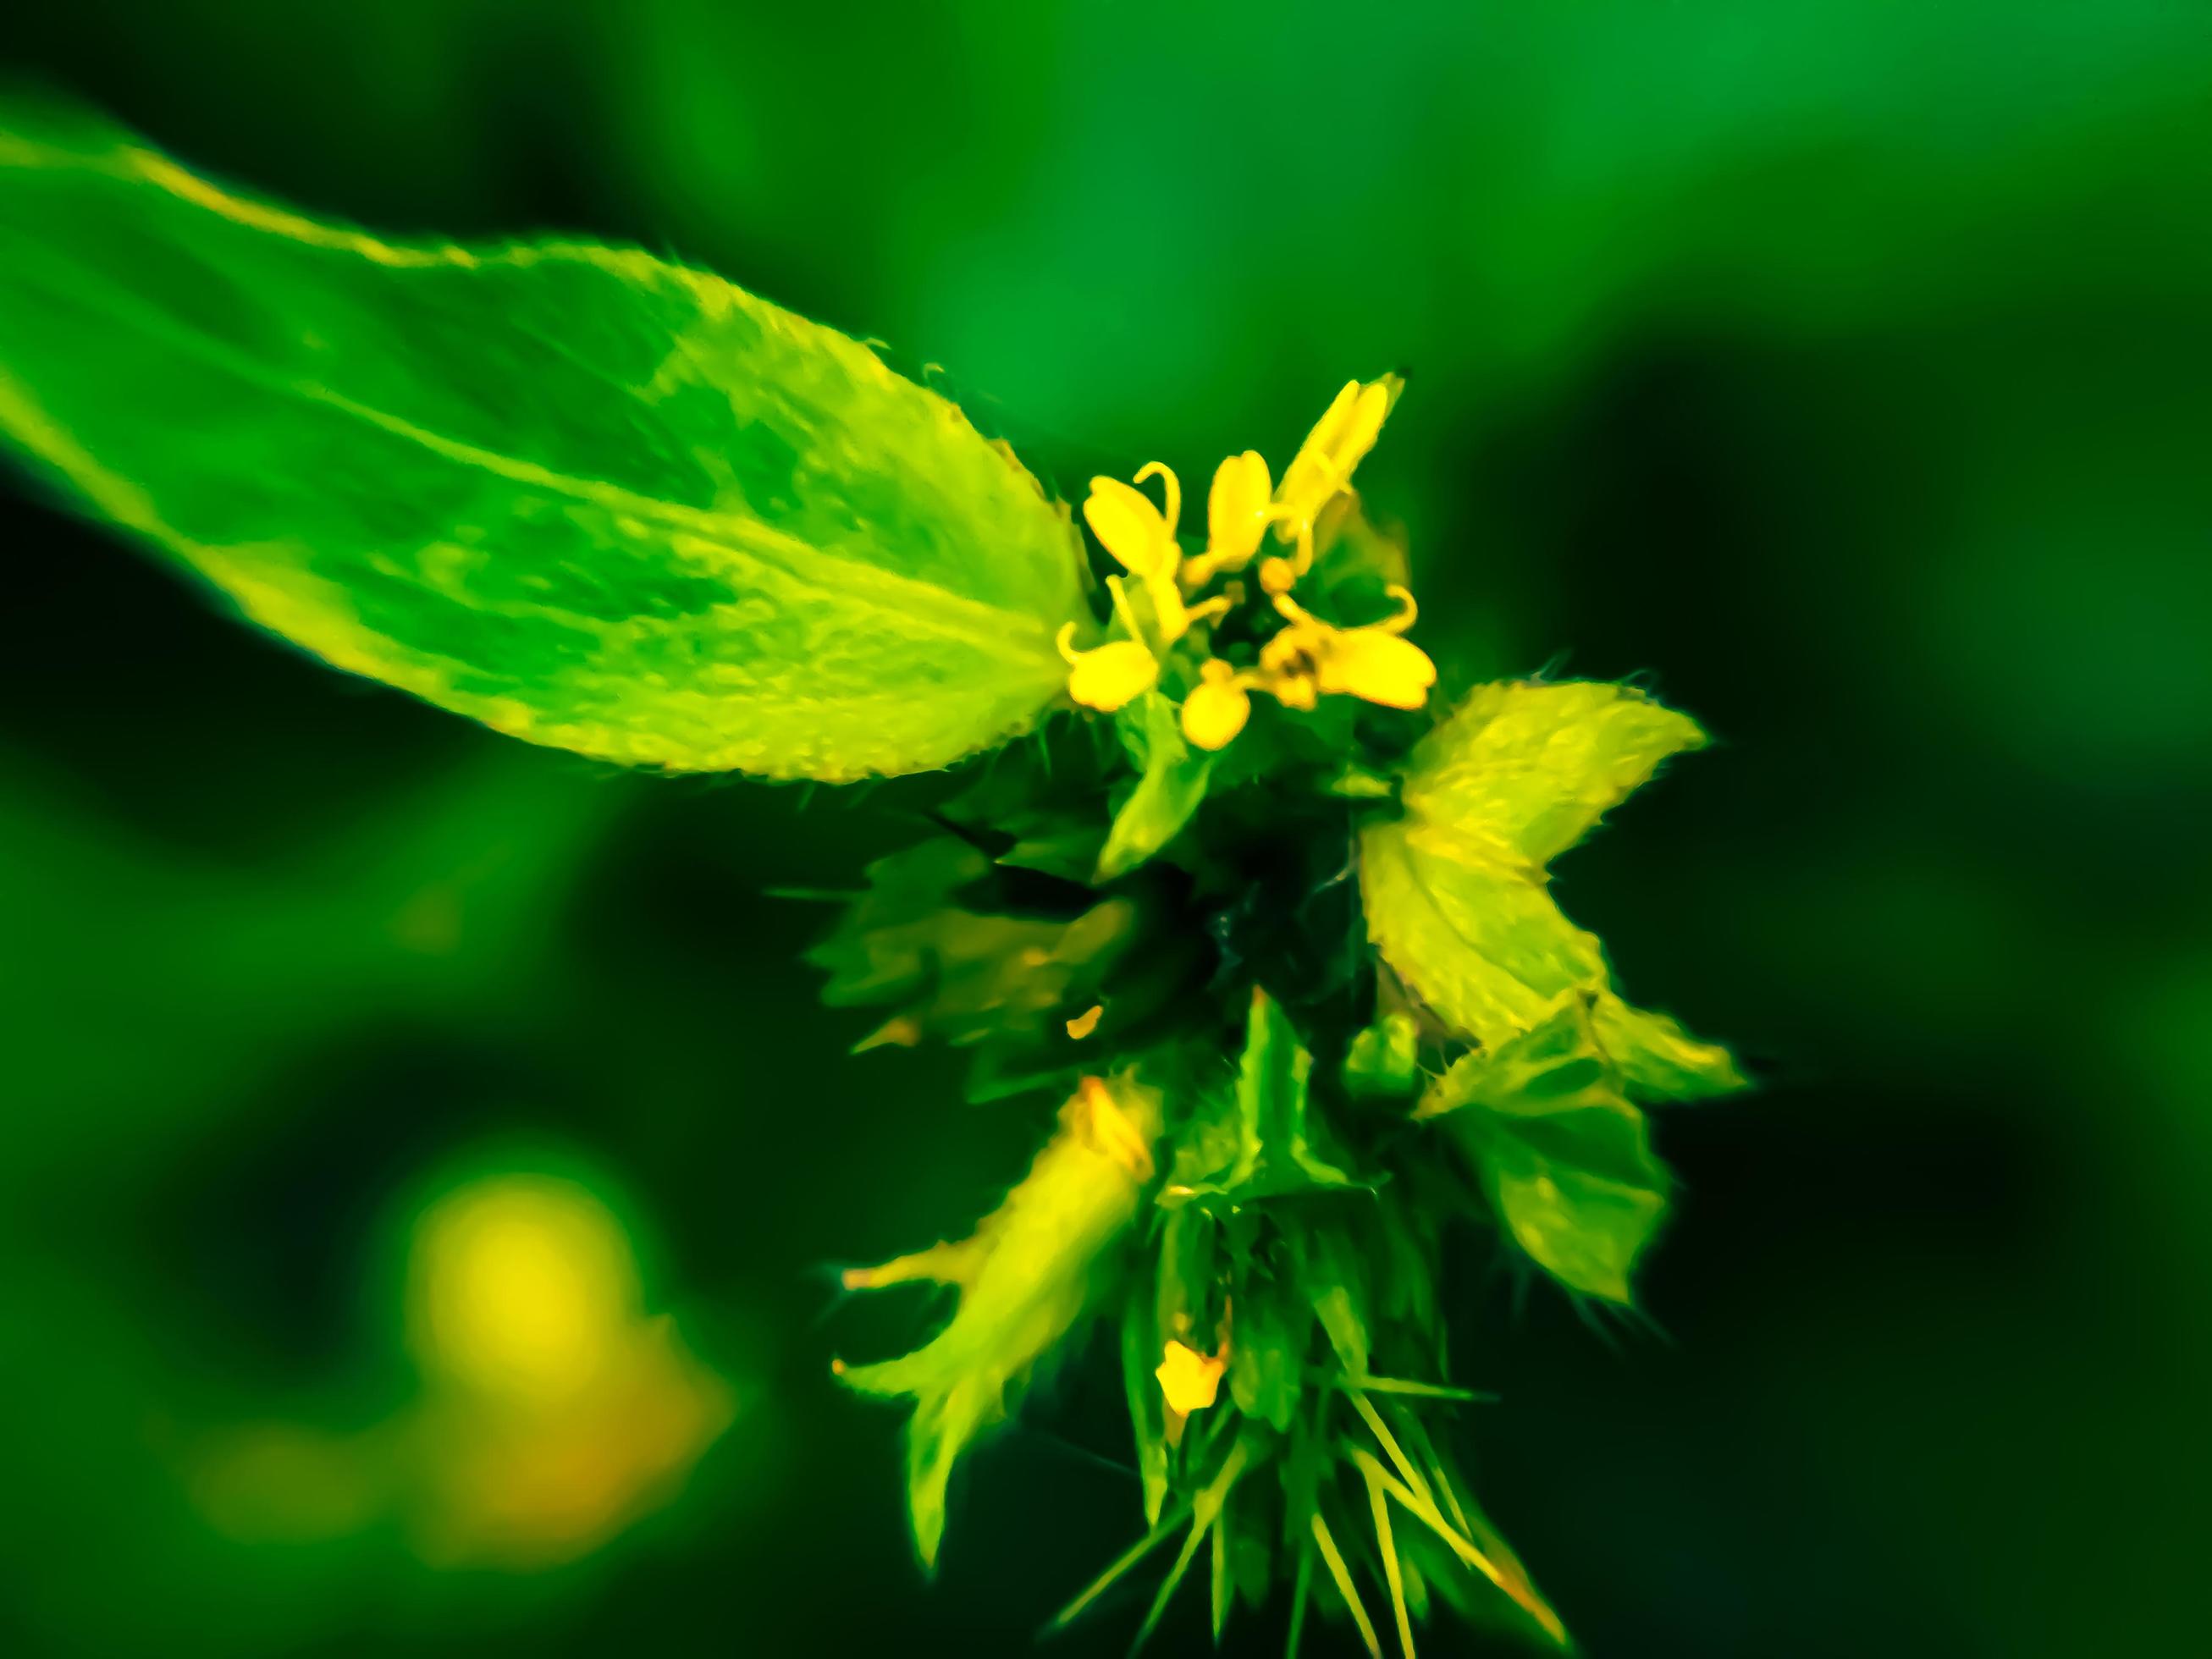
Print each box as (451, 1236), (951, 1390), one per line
(1362, 680), (1746, 1100)
(0, 96), (1753, 1651)
(836, 1076), (1161, 1567)
(1419, 995), (1672, 1304)
(0, 103), (1086, 780)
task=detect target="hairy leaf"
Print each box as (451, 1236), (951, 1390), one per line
(836, 1075), (1160, 1567)
(1361, 681), (1745, 1100)
(803, 842), (1132, 1049)
(1421, 997), (1671, 1303)
(1343, 1010), (1421, 1100)
(0, 106), (1086, 780)
(1172, 989), (1363, 1204)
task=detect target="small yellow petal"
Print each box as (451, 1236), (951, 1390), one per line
(1181, 670), (1251, 751)
(1156, 1340), (1227, 1414)
(1067, 640), (1160, 710)
(1305, 380), (1364, 457)
(1065, 1004), (1104, 1040)
(1317, 630), (1436, 710)
(1083, 477), (1173, 579)
(1205, 449), (1272, 568)
(1338, 381), (1391, 469)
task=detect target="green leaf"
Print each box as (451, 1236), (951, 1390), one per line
(1225, 1280), (1303, 1434)
(1591, 994), (1746, 1102)
(1051, 1498), (1194, 1633)
(1095, 692), (1212, 881)
(1343, 1010), (1421, 1100)
(1309, 1511), (1384, 1659)
(1421, 997), (1672, 1304)
(934, 724), (1117, 883)
(1361, 680), (1746, 1100)
(837, 1076), (1161, 1567)
(1387, 1409), (1569, 1647)
(803, 841), (1133, 1049)
(1152, 1205), (1219, 1353)
(1305, 499), (1412, 620)
(0, 105), (1086, 780)
(1121, 1292), (1171, 1528)
(1360, 1455), (1418, 1659)
(1302, 1225), (1374, 1378)
(1178, 989), (1364, 1204)
(1132, 1436), (1254, 1654)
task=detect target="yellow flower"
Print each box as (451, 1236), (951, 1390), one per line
(1180, 659), (1255, 751)
(1057, 626), (1158, 712)
(1263, 587), (1435, 712)
(1273, 376), (1399, 573)
(1073, 376), (1414, 736)
(1155, 1338), (1227, 1415)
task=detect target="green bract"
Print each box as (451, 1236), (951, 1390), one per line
(0, 101), (1757, 1657)
(0, 105), (1085, 781)
(836, 1076), (1161, 1568)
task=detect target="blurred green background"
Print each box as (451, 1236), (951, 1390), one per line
(3, 3), (2208, 1653)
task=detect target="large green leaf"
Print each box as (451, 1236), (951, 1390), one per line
(1360, 681), (1745, 1100)
(1420, 996), (1671, 1303)
(0, 106), (1086, 780)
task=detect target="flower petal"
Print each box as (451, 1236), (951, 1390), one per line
(1181, 675), (1251, 750)
(1205, 449), (1272, 567)
(1305, 380), (1364, 459)
(1155, 1340), (1226, 1414)
(1083, 477), (1173, 579)
(1067, 639), (1160, 710)
(1276, 376), (1398, 530)
(1318, 629), (1435, 710)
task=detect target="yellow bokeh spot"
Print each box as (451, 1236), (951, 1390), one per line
(187, 1164), (735, 1573)
(406, 1174), (643, 1407)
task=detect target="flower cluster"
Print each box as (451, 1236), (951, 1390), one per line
(810, 380), (1747, 1655)
(1057, 379), (1438, 751)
